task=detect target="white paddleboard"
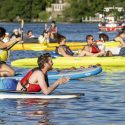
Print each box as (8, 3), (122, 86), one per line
(0, 91), (82, 99)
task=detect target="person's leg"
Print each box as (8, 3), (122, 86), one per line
(0, 64), (15, 77)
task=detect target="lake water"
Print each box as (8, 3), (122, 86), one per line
(0, 23), (125, 125)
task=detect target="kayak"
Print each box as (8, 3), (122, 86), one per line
(11, 56), (125, 72)
(0, 91), (81, 99)
(0, 50), (8, 61)
(10, 42), (85, 51)
(0, 66), (102, 81)
(10, 41), (120, 51)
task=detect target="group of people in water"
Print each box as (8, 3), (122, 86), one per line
(0, 20), (125, 94)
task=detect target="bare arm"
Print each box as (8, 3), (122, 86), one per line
(36, 71), (70, 95)
(0, 37), (22, 49)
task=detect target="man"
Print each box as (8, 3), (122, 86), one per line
(16, 53), (70, 95)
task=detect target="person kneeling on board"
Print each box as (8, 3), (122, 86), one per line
(0, 53), (69, 94)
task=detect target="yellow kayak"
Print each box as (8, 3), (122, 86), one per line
(10, 41), (120, 51)
(0, 50), (8, 61)
(11, 56), (125, 72)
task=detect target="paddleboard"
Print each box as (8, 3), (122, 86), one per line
(0, 66), (102, 81)
(0, 91), (82, 99)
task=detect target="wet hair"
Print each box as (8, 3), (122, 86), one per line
(37, 53), (51, 69)
(99, 33), (109, 41)
(0, 27), (6, 37)
(86, 35), (93, 41)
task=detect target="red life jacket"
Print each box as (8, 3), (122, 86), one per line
(91, 45), (100, 53)
(20, 68), (41, 92)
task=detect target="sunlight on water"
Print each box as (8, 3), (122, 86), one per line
(0, 23), (125, 125)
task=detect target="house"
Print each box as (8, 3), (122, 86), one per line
(46, 0), (69, 18)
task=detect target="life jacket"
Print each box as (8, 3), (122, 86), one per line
(20, 68), (49, 92)
(91, 45), (100, 53)
(50, 27), (57, 33)
(55, 45), (74, 56)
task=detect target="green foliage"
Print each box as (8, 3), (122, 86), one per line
(38, 11), (50, 22)
(0, 0), (125, 22)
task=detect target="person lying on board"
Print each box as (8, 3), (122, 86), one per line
(0, 27), (21, 77)
(16, 53), (70, 95)
(55, 34), (104, 57)
(84, 35), (112, 56)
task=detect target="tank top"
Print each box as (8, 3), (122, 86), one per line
(55, 45), (74, 56)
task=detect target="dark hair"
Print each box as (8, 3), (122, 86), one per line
(27, 30), (32, 35)
(99, 33), (109, 41)
(55, 33), (66, 44)
(86, 35), (93, 41)
(37, 53), (51, 69)
(42, 30), (48, 35)
(51, 21), (56, 24)
(0, 27), (6, 37)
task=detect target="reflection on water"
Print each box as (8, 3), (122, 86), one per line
(0, 23), (125, 125)
(0, 72), (125, 125)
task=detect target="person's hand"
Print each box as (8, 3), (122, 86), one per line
(56, 77), (70, 85)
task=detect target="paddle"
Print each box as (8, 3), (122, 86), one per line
(45, 16), (52, 32)
(5, 19), (24, 50)
(21, 19), (24, 40)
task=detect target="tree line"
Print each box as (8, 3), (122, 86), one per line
(0, 0), (125, 22)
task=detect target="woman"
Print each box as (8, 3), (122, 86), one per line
(0, 27), (21, 76)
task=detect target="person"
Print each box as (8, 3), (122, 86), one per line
(55, 34), (104, 57)
(96, 33), (109, 51)
(114, 29), (125, 55)
(26, 30), (35, 38)
(0, 27), (21, 76)
(10, 28), (21, 40)
(96, 33), (112, 56)
(16, 53), (70, 94)
(47, 21), (58, 39)
(38, 30), (50, 45)
(84, 35), (112, 56)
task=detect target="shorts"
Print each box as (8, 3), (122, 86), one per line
(0, 79), (18, 91)
(119, 47), (125, 56)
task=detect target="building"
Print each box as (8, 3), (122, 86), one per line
(46, 0), (69, 18)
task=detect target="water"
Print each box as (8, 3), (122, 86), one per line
(0, 23), (125, 125)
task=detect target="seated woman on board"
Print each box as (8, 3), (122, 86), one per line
(0, 53), (69, 95)
(84, 35), (112, 56)
(0, 27), (21, 77)
(55, 34), (104, 57)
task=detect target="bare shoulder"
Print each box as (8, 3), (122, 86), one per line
(32, 70), (44, 77)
